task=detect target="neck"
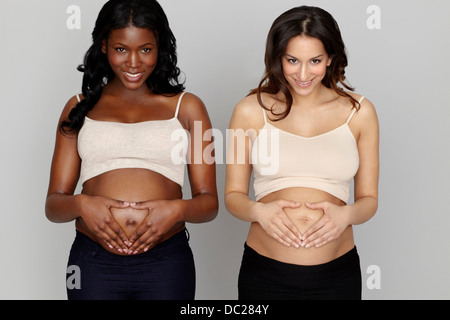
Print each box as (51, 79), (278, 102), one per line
(290, 84), (332, 110)
(104, 79), (153, 101)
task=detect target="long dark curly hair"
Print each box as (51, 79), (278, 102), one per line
(60, 0), (185, 134)
(250, 6), (359, 120)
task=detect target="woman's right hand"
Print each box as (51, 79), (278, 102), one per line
(254, 200), (303, 248)
(77, 194), (131, 253)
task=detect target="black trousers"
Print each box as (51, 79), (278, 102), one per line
(238, 243), (362, 300)
(66, 229), (195, 300)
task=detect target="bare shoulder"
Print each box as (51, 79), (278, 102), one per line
(179, 92), (205, 111)
(348, 92), (379, 135)
(230, 93), (266, 131)
(177, 92), (212, 130)
(59, 94), (83, 122)
(178, 91), (208, 116)
(358, 95), (378, 124)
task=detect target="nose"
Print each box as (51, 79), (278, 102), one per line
(127, 51), (141, 68)
(298, 64), (309, 81)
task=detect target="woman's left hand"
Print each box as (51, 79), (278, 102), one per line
(301, 202), (350, 248)
(126, 200), (183, 254)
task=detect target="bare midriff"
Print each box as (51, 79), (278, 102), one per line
(77, 168), (185, 256)
(247, 187), (354, 265)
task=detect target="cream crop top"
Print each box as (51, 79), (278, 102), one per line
(77, 92), (189, 186)
(252, 97), (364, 203)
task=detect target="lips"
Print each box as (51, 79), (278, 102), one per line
(122, 71), (144, 82)
(295, 79), (313, 88)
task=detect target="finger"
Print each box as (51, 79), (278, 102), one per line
(276, 226), (300, 248)
(277, 202), (303, 238)
(279, 200), (302, 209)
(306, 231), (335, 248)
(314, 238), (332, 248)
(127, 227), (147, 254)
(267, 213), (302, 247)
(129, 201), (152, 210)
(108, 199), (132, 209)
(103, 200), (132, 250)
(97, 226), (126, 252)
(303, 221), (337, 248)
(129, 233), (157, 254)
(127, 220), (157, 254)
(305, 202), (327, 211)
(301, 220), (326, 245)
(102, 217), (129, 251)
(271, 231), (293, 247)
(280, 217), (303, 246)
(133, 235), (157, 254)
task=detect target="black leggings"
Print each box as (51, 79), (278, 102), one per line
(66, 229), (195, 300)
(238, 243), (362, 300)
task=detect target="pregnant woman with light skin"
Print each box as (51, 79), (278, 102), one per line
(225, 6), (379, 299)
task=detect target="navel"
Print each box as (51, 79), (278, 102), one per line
(126, 219), (137, 227)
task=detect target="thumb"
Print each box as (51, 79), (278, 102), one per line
(305, 201), (328, 211)
(129, 201), (152, 211)
(279, 200), (302, 209)
(108, 199), (132, 209)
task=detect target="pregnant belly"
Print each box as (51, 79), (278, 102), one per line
(110, 207), (149, 238)
(247, 187), (355, 265)
(77, 168), (183, 255)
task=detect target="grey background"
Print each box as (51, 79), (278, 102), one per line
(1, 0), (449, 299)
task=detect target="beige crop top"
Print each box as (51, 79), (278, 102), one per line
(252, 96), (364, 203)
(77, 92), (189, 186)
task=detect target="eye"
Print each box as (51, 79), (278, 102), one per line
(115, 47), (126, 53)
(287, 58), (298, 64)
(311, 59), (322, 64)
(142, 48), (152, 53)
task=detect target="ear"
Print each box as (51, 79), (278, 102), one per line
(101, 39), (107, 54)
(327, 55), (333, 67)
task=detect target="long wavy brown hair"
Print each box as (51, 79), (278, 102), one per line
(250, 6), (360, 120)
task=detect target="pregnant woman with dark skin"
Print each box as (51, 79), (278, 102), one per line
(46, 0), (217, 300)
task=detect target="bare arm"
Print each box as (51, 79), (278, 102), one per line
(127, 93), (218, 253)
(225, 96), (302, 247)
(302, 98), (379, 247)
(347, 98), (380, 224)
(177, 92), (219, 224)
(45, 96), (84, 223)
(45, 96), (130, 250)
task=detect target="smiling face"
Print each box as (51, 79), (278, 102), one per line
(102, 26), (158, 91)
(281, 35), (332, 97)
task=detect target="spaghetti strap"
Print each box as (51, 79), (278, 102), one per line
(76, 94), (81, 103)
(346, 109), (357, 124)
(346, 96), (365, 124)
(174, 92), (187, 118)
(261, 107), (268, 123)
